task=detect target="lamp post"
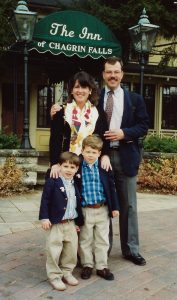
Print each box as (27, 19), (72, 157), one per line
(128, 8), (159, 95)
(10, 1), (37, 149)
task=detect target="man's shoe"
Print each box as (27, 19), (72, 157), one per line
(96, 268), (114, 281)
(124, 253), (146, 266)
(81, 267), (93, 279)
(63, 275), (79, 286)
(50, 278), (66, 291)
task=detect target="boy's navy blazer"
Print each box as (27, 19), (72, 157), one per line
(39, 177), (84, 226)
(75, 158), (120, 218)
(97, 88), (149, 177)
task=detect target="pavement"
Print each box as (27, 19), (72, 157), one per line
(0, 190), (177, 300)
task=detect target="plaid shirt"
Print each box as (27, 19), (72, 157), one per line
(81, 160), (106, 206)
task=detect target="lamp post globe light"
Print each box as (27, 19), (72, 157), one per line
(10, 1), (37, 149)
(128, 8), (159, 95)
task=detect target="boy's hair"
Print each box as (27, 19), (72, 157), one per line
(58, 152), (80, 167)
(82, 135), (103, 151)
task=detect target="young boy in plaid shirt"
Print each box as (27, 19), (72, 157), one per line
(75, 135), (119, 281)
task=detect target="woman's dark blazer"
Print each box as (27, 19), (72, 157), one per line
(49, 106), (109, 166)
(39, 177), (84, 226)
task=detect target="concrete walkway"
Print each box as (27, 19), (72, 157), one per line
(0, 191), (177, 299)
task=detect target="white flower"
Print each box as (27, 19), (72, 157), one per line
(60, 187), (65, 192)
(76, 173), (81, 179)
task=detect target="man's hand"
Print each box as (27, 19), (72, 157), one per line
(112, 210), (119, 218)
(50, 103), (62, 119)
(41, 220), (52, 230)
(101, 155), (112, 171)
(104, 129), (124, 141)
(50, 164), (61, 178)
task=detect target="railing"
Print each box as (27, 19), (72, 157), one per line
(148, 129), (177, 140)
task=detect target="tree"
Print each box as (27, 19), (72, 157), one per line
(0, 0), (17, 51)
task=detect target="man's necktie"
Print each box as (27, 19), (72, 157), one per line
(105, 91), (114, 127)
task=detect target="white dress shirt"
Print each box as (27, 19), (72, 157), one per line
(104, 85), (124, 146)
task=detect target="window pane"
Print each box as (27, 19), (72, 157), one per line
(37, 86), (54, 128)
(133, 83), (155, 129)
(162, 86), (177, 130)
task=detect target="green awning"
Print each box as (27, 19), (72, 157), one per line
(30, 10), (122, 59)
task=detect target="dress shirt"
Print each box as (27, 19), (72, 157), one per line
(104, 85), (124, 147)
(60, 176), (78, 220)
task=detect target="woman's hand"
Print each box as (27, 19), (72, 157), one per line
(101, 155), (112, 171)
(50, 164), (61, 178)
(50, 103), (62, 119)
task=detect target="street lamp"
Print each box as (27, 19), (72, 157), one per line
(128, 8), (159, 95)
(10, 1), (37, 149)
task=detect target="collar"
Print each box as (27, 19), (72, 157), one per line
(105, 85), (122, 96)
(60, 176), (74, 185)
(83, 159), (98, 168)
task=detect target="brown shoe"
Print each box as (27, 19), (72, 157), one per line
(96, 268), (114, 281)
(81, 267), (93, 279)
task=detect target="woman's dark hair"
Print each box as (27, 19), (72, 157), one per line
(67, 71), (99, 106)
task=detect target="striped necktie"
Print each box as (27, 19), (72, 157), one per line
(105, 91), (114, 127)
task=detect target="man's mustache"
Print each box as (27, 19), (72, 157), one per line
(108, 77), (118, 81)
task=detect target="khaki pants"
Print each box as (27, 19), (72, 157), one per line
(46, 221), (78, 281)
(79, 206), (109, 270)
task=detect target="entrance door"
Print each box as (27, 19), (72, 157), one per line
(2, 84), (23, 135)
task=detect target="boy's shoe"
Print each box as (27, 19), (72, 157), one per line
(81, 267), (93, 279)
(96, 268), (114, 281)
(63, 275), (79, 286)
(50, 278), (67, 291)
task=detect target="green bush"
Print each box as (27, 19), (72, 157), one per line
(0, 130), (20, 149)
(144, 136), (177, 153)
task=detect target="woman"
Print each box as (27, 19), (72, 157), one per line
(49, 71), (110, 178)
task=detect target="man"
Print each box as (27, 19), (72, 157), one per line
(97, 56), (149, 266)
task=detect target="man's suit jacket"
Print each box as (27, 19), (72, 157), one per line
(74, 158), (120, 218)
(39, 177), (84, 226)
(97, 88), (149, 177)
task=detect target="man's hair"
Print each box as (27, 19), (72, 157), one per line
(58, 151), (80, 167)
(103, 56), (123, 70)
(82, 135), (103, 151)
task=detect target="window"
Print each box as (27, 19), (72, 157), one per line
(162, 86), (177, 130)
(37, 86), (55, 128)
(133, 84), (155, 129)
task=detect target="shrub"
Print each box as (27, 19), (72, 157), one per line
(0, 130), (20, 149)
(144, 136), (177, 153)
(0, 156), (28, 196)
(138, 156), (177, 194)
